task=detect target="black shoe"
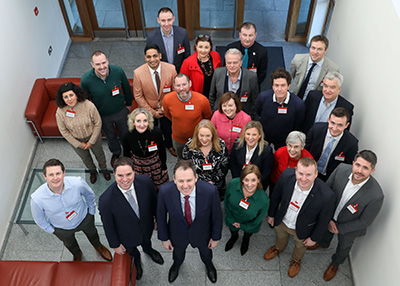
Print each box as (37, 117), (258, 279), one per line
(135, 262), (143, 280)
(168, 264), (180, 283)
(147, 249), (164, 265)
(89, 173), (97, 184)
(225, 232), (239, 252)
(206, 263), (217, 283)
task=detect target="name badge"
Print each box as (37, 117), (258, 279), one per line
(66, 110), (75, 117)
(202, 163), (213, 171)
(335, 152), (345, 161)
(248, 64), (257, 73)
(240, 94), (248, 102)
(177, 45), (185, 55)
(112, 87), (120, 96)
(278, 107), (287, 114)
(232, 125), (242, 133)
(239, 199), (250, 210)
(148, 143), (158, 152)
(347, 203), (358, 214)
(66, 210), (78, 221)
(242, 161), (251, 169)
(163, 84), (171, 93)
(185, 104), (194, 110)
(289, 201), (300, 212)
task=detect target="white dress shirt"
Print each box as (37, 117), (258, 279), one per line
(282, 182), (313, 229)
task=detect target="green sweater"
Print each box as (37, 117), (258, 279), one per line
(224, 178), (269, 233)
(81, 65), (133, 116)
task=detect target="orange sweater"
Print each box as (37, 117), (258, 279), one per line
(163, 91), (212, 144)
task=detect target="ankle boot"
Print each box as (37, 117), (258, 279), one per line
(240, 232), (253, 255)
(225, 230), (239, 251)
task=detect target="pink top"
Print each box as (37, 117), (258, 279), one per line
(211, 110), (251, 153)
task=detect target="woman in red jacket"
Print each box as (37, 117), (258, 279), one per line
(180, 34), (222, 98)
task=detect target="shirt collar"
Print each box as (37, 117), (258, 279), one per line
(94, 67), (110, 80)
(308, 55), (325, 66)
(117, 182), (134, 194)
(273, 92), (290, 104)
(177, 91), (192, 102)
(179, 185), (196, 199)
(348, 173), (370, 188)
(148, 64), (161, 75)
(322, 96), (338, 107)
(295, 181), (313, 194)
(327, 128), (344, 141)
(227, 68), (242, 80)
(161, 27), (174, 38)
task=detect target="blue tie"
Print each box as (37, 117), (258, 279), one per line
(317, 137), (335, 173)
(242, 48), (248, 68)
(127, 190), (140, 218)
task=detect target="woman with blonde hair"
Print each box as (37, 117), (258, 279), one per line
(182, 119), (229, 199)
(122, 108), (168, 189)
(230, 121), (274, 190)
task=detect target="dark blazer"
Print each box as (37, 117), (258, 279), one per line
(268, 168), (335, 242)
(98, 175), (157, 249)
(229, 141), (274, 189)
(157, 180), (223, 248)
(326, 163), (384, 237)
(146, 26), (190, 73)
(209, 67), (259, 118)
(302, 90), (354, 134)
(305, 122), (359, 179)
(226, 40), (268, 87)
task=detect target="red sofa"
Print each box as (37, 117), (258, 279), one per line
(25, 78), (138, 142)
(0, 253), (135, 286)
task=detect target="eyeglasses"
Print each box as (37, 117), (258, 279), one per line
(197, 34), (210, 39)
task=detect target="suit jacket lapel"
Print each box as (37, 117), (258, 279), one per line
(172, 185), (187, 225)
(300, 183), (316, 215)
(112, 183), (139, 219)
(144, 65), (158, 96)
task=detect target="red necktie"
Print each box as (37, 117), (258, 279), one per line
(184, 195), (192, 226)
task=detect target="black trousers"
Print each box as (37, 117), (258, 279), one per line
(126, 237), (153, 266)
(173, 243), (213, 268)
(155, 116), (173, 148)
(53, 212), (101, 257)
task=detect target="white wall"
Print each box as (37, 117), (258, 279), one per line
(0, 0), (70, 248)
(327, 0), (400, 284)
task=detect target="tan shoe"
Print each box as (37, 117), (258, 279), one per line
(264, 245), (280, 260)
(288, 259), (301, 277)
(324, 264), (338, 281)
(96, 245), (113, 261)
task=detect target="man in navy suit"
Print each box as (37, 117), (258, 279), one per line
(302, 71), (354, 134)
(146, 7), (190, 73)
(157, 160), (223, 283)
(99, 157), (164, 281)
(308, 151), (384, 281)
(305, 107), (359, 181)
(264, 157), (335, 277)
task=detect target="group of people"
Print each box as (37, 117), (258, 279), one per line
(31, 6), (384, 284)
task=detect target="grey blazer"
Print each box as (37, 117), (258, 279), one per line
(289, 54), (339, 96)
(326, 163), (384, 237)
(209, 67), (259, 118)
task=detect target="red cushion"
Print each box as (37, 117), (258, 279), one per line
(41, 100), (61, 136)
(54, 261), (112, 286)
(0, 261), (58, 286)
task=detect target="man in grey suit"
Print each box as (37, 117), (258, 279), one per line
(209, 48), (259, 118)
(308, 150), (384, 281)
(290, 35), (339, 100)
(146, 7), (190, 73)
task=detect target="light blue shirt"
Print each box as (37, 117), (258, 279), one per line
(31, 176), (96, 233)
(180, 186), (196, 221)
(227, 68), (242, 93)
(161, 27), (174, 64)
(314, 96), (338, 123)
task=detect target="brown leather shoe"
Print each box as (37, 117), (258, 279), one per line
(288, 259), (301, 277)
(168, 147), (177, 157)
(324, 264), (338, 281)
(90, 173), (97, 184)
(103, 172), (111, 181)
(307, 243), (329, 250)
(73, 250), (82, 261)
(264, 245), (280, 260)
(96, 245), (112, 261)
